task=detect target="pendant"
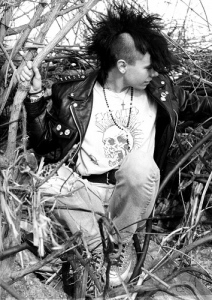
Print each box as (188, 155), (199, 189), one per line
(122, 127), (133, 151)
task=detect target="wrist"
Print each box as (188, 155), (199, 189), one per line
(29, 86), (42, 94)
(29, 89), (43, 95)
(26, 90), (44, 103)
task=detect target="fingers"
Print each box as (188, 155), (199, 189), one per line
(33, 65), (41, 81)
(26, 60), (33, 69)
(20, 61), (42, 93)
(20, 61), (41, 81)
(20, 62), (33, 82)
(19, 61), (42, 94)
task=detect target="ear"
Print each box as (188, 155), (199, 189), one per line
(117, 59), (127, 74)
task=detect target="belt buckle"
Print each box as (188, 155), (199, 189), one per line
(106, 170), (116, 185)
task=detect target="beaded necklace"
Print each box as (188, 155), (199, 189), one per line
(103, 86), (133, 150)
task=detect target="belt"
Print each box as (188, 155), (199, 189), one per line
(82, 169), (117, 185)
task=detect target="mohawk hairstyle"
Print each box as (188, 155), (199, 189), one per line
(86, 2), (178, 84)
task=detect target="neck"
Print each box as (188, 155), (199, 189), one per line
(105, 70), (128, 93)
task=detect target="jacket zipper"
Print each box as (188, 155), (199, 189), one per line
(69, 104), (82, 161)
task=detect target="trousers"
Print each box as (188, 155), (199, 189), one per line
(40, 149), (160, 250)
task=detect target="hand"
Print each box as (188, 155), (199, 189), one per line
(20, 61), (42, 93)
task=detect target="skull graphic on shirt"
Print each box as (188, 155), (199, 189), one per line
(102, 125), (132, 167)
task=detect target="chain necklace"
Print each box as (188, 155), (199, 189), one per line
(103, 86), (133, 150)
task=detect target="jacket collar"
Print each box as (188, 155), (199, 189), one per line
(147, 75), (172, 105)
(147, 75), (167, 95)
(70, 70), (169, 104)
(147, 75), (176, 124)
(69, 70), (99, 100)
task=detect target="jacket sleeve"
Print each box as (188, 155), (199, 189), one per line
(24, 90), (61, 161)
(174, 85), (212, 123)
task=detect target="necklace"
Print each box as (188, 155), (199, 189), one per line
(105, 85), (130, 110)
(103, 86), (133, 150)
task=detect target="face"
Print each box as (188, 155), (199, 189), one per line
(123, 52), (158, 91)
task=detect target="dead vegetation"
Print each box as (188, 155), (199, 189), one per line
(1, 0), (212, 299)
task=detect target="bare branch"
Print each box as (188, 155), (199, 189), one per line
(4, 0), (101, 162)
(6, 4), (85, 37)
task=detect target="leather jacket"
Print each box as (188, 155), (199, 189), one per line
(25, 69), (212, 174)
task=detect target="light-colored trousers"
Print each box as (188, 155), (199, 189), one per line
(40, 149), (160, 250)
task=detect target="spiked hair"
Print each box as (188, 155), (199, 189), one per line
(86, 2), (178, 84)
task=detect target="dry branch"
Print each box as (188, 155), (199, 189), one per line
(8, 232), (82, 283)
(0, 0), (47, 116)
(0, 278), (24, 300)
(0, 0), (47, 86)
(32, 0), (100, 68)
(148, 233), (212, 281)
(3, 0), (100, 164)
(5, 4), (85, 37)
(0, 42), (17, 75)
(0, 6), (13, 43)
(158, 130), (212, 196)
(180, 68), (212, 88)
(0, 0), (68, 116)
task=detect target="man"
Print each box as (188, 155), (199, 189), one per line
(20, 3), (212, 288)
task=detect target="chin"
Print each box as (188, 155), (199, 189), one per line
(139, 83), (148, 89)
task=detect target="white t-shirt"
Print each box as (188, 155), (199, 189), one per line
(76, 82), (157, 176)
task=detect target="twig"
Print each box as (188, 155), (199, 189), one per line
(169, 282), (205, 300)
(0, 41), (18, 76)
(181, 68), (212, 88)
(165, 266), (212, 284)
(107, 281), (190, 300)
(161, 226), (190, 247)
(189, 150), (205, 241)
(141, 267), (170, 288)
(33, 0), (100, 68)
(0, 0), (47, 115)
(21, 105), (27, 153)
(151, 233), (212, 274)
(0, 278), (25, 300)
(157, 131), (212, 197)
(195, 171), (212, 225)
(6, 3), (84, 37)
(8, 231), (81, 283)
(130, 216), (152, 281)
(71, 248), (103, 293)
